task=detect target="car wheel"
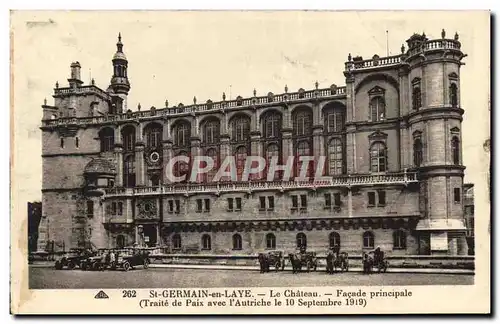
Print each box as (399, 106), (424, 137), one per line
(81, 262), (87, 271)
(143, 259), (149, 269)
(67, 261), (75, 270)
(123, 261), (131, 272)
(55, 261), (62, 270)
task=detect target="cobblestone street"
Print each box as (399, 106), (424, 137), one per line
(29, 267), (474, 289)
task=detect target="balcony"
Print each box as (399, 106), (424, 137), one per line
(103, 171), (418, 198)
(53, 85), (111, 100)
(41, 85), (347, 127)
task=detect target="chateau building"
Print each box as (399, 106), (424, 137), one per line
(39, 30), (469, 256)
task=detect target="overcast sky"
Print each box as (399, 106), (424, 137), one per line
(11, 11), (490, 202)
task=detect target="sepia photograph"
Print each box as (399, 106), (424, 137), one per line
(10, 10), (491, 314)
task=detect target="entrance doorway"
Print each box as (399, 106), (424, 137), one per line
(142, 224), (157, 247)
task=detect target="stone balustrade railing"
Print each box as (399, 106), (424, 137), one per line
(42, 86), (346, 127)
(53, 85), (111, 100)
(346, 38), (462, 72)
(103, 172), (418, 198)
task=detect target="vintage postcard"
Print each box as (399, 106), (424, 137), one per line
(10, 10), (491, 314)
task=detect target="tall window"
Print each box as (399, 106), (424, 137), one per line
(174, 121), (191, 147)
(122, 126), (136, 152)
(293, 109), (312, 136)
(266, 233), (276, 249)
(232, 234), (242, 250)
(370, 97), (386, 122)
(231, 116), (250, 142)
(452, 136), (460, 165)
(235, 146), (247, 181)
(266, 143), (280, 181)
(296, 233), (307, 249)
(172, 234), (181, 250)
(393, 230), (407, 249)
(450, 83), (458, 107)
(295, 141), (312, 177)
(201, 234), (211, 250)
(412, 87), (422, 110)
(324, 105), (345, 133)
(174, 151), (190, 180)
(145, 123), (162, 148)
(205, 148), (218, 182)
(263, 111), (282, 138)
(203, 119), (220, 145)
(329, 232), (341, 249)
(414, 138), (423, 166)
(123, 155), (136, 187)
(328, 138), (343, 175)
(363, 231), (375, 249)
(370, 142), (387, 172)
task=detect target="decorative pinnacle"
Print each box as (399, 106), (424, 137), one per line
(91, 78), (95, 85)
(222, 92), (226, 101)
(441, 29), (446, 39)
(165, 99), (168, 107)
(315, 81), (319, 89)
(55, 81), (59, 88)
(193, 96), (197, 105)
(348, 53), (352, 61)
(253, 88), (256, 97)
(401, 44), (405, 54)
(138, 103), (141, 110)
(454, 32), (459, 41)
(44, 98), (47, 105)
(118, 32), (122, 42)
(285, 84), (288, 93)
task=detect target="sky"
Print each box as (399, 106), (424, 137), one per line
(10, 11), (490, 203)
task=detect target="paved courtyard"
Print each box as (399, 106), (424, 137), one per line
(29, 267), (474, 289)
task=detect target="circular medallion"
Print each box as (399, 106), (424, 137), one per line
(150, 151), (160, 163)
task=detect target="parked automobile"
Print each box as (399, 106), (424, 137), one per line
(54, 248), (93, 270)
(113, 247), (151, 271)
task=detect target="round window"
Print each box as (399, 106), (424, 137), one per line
(150, 152), (160, 163)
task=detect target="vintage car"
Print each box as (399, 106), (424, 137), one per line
(54, 248), (93, 270)
(288, 250), (318, 273)
(113, 247), (151, 271)
(80, 249), (108, 271)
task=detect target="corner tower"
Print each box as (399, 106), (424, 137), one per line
(108, 33), (130, 113)
(404, 30), (468, 255)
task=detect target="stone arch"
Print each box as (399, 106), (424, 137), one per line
(354, 73), (400, 95)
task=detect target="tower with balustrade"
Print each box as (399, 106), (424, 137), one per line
(38, 30), (468, 256)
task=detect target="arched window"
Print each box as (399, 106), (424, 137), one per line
(452, 136), (460, 165)
(174, 151), (190, 180)
(116, 235), (125, 248)
(328, 138), (343, 175)
(203, 119), (220, 144)
(172, 234), (181, 250)
(329, 232), (341, 249)
(363, 231), (375, 249)
(205, 148), (218, 182)
(296, 232), (307, 249)
(324, 105), (345, 133)
(121, 126), (136, 152)
(393, 230), (407, 249)
(231, 115), (250, 142)
(265, 233), (276, 249)
(173, 121), (190, 147)
(413, 138), (423, 166)
(235, 146), (248, 181)
(295, 141), (312, 177)
(293, 108), (312, 136)
(123, 155), (136, 187)
(263, 111), (282, 139)
(201, 234), (211, 250)
(145, 123), (162, 148)
(370, 142), (387, 172)
(232, 234), (242, 250)
(412, 87), (422, 110)
(266, 143), (280, 181)
(370, 97), (386, 122)
(99, 128), (115, 152)
(450, 83), (458, 107)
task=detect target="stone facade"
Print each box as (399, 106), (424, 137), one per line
(39, 31), (469, 256)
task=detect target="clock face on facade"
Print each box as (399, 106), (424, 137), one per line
(145, 149), (162, 167)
